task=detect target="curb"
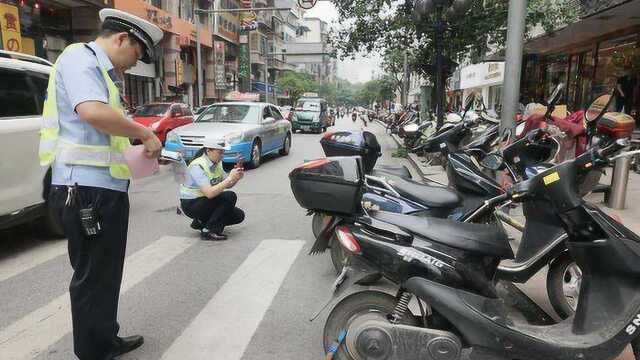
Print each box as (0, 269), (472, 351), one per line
(385, 129), (445, 183)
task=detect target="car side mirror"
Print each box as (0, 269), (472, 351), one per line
(480, 153), (504, 171)
(264, 116), (276, 124)
(171, 110), (180, 117)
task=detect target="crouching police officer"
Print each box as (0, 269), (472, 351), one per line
(41, 9), (163, 360)
(180, 138), (246, 241)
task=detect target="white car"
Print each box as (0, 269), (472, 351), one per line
(0, 51), (63, 236)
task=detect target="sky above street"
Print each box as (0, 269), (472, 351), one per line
(303, 1), (382, 84)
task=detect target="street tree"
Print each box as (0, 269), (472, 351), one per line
(330, 0), (579, 82)
(276, 71), (317, 103)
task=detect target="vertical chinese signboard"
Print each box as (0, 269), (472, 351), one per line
(214, 41), (227, 90)
(0, 3), (22, 53)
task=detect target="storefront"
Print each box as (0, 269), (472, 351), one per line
(523, 0), (640, 125)
(0, 0), (107, 62)
(459, 62), (505, 111)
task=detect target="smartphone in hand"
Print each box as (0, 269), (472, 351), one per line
(234, 155), (244, 170)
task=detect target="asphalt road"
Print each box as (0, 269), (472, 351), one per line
(0, 115), (407, 360)
(1, 115), (634, 360)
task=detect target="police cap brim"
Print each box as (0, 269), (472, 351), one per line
(99, 9), (163, 64)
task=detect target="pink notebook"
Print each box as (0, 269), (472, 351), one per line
(123, 145), (159, 179)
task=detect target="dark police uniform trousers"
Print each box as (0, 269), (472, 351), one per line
(181, 191), (245, 234)
(49, 185), (129, 359)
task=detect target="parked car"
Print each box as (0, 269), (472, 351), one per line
(164, 102), (292, 168)
(0, 51), (64, 236)
(292, 96), (333, 133)
(132, 102), (194, 143)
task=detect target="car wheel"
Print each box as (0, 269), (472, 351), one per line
(279, 133), (291, 156)
(249, 140), (261, 169)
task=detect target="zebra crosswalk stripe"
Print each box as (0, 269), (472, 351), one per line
(0, 236), (196, 360)
(160, 239), (304, 360)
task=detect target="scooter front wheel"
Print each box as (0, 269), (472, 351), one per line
(547, 253), (581, 319)
(323, 290), (419, 360)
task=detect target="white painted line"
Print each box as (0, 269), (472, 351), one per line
(0, 236), (196, 360)
(0, 241), (67, 283)
(160, 239), (304, 360)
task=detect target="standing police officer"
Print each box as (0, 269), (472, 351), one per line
(40, 9), (163, 360)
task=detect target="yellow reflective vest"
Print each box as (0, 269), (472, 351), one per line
(180, 156), (226, 199)
(39, 43), (132, 180)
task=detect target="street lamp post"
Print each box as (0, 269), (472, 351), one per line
(414, 0), (472, 128)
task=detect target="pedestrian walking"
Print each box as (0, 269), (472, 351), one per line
(40, 9), (163, 360)
(180, 138), (246, 241)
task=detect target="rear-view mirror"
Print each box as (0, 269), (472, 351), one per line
(464, 93), (476, 112)
(263, 116), (276, 124)
(480, 153), (504, 171)
(585, 94), (613, 123)
(547, 83), (565, 107)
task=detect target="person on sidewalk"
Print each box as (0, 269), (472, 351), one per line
(180, 138), (245, 241)
(41, 9), (163, 360)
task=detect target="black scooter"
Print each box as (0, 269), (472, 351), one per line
(317, 138), (640, 360)
(295, 86), (627, 322)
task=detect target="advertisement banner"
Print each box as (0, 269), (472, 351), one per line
(0, 3), (22, 53)
(239, 0), (256, 31)
(239, 36), (250, 80)
(214, 41), (227, 90)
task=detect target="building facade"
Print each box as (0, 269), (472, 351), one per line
(0, 0), (110, 62)
(521, 0), (640, 126)
(285, 17), (336, 84)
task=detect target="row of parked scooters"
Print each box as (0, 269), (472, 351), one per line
(289, 84), (640, 360)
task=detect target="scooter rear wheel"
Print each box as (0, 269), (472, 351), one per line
(323, 290), (419, 360)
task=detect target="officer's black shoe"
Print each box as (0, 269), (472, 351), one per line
(190, 219), (204, 230)
(113, 335), (144, 357)
(201, 230), (227, 241)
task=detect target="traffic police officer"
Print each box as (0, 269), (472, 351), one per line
(180, 138), (245, 241)
(40, 9), (163, 360)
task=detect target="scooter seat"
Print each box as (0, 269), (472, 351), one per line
(372, 165), (412, 179)
(386, 176), (461, 209)
(371, 211), (513, 258)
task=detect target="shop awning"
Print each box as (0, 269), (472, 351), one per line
(525, 0), (640, 55)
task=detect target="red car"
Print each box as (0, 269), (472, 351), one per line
(132, 103), (194, 143)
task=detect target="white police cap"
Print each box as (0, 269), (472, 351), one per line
(99, 9), (164, 64)
(203, 137), (228, 151)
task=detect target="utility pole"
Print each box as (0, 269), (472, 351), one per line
(195, 8), (204, 107)
(434, 5), (445, 128)
(402, 50), (409, 108)
(264, 47), (269, 103)
(500, 0), (528, 136)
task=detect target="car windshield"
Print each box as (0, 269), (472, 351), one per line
(297, 101), (321, 112)
(135, 104), (170, 116)
(196, 105), (260, 124)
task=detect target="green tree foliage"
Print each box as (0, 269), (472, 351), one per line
(330, 0), (579, 82)
(276, 71), (318, 103)
(356, 77), (397, 106)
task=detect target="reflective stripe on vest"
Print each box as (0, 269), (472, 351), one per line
(39, 43), (132, 180)
(180, 156), (225, 198)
